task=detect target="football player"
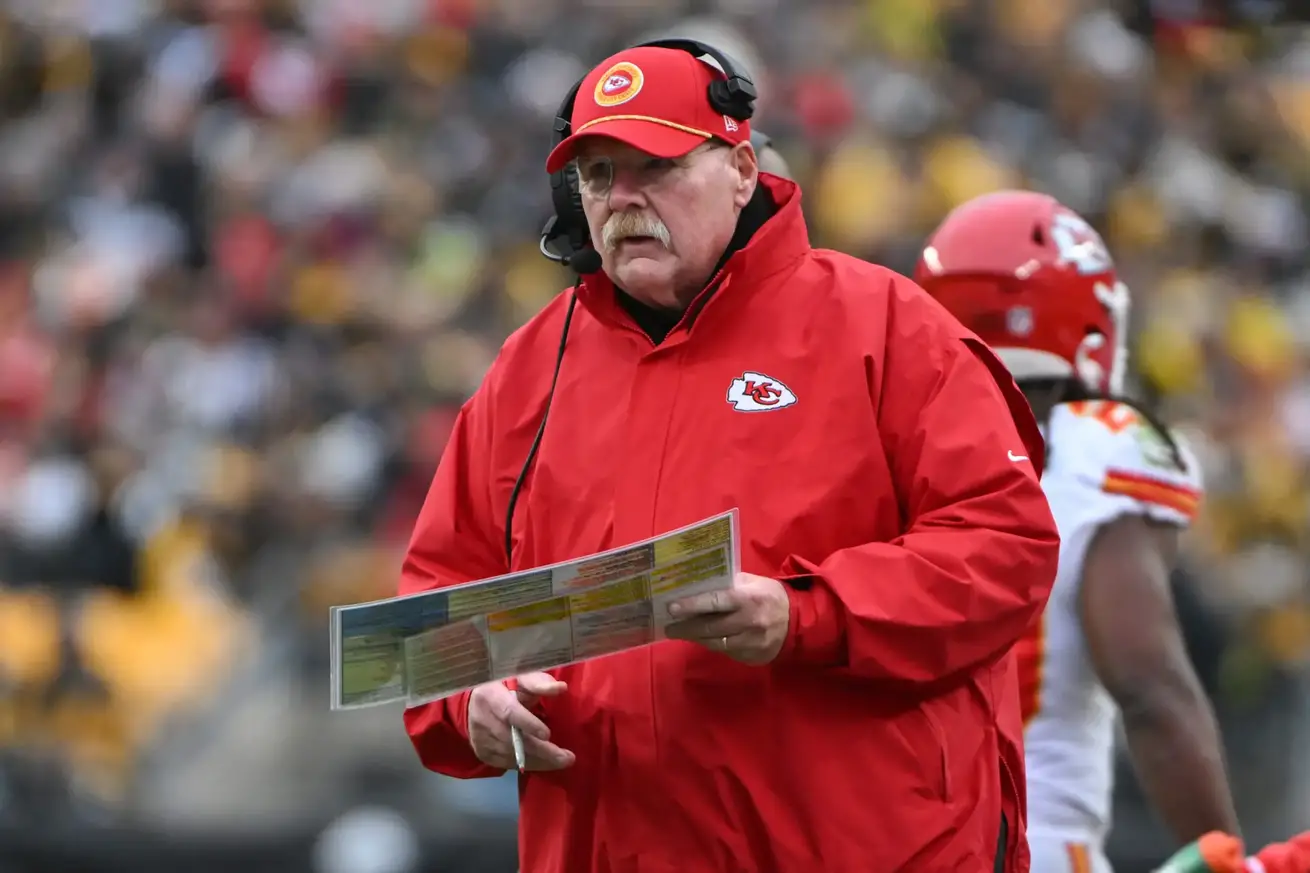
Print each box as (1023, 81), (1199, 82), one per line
(914, 191), (1240, 872)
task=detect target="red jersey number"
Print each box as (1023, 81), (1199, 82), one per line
(1068, 399), (1137, 434)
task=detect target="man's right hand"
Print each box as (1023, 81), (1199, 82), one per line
(467, 672), (576, 771)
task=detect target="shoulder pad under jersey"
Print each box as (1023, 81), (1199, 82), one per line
(1051, 400), (1203, 528)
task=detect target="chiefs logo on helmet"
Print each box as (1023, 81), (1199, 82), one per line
(1050, 211), (1114, 276)
(913, 190), (1129, 397)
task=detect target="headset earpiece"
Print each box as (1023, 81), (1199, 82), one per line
(541, 78), (592, 268)
(632, 38), (757, 121)
(546, 163), (586, 254)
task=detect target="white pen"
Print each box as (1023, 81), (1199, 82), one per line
(510, 724), (526, 772)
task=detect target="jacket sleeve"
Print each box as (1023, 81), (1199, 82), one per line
(775, 277), (1060, 697)
(399, 372), (510, 779)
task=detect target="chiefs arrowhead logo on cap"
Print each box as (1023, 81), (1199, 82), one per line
(594, 61), (643, 107)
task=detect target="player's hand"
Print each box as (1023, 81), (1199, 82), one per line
(466, 672), (575, 771)
(664, 572), (791, 665)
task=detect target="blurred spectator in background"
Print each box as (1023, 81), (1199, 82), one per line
(0, 1), (1306, 872)
(750, 130), (793, 178)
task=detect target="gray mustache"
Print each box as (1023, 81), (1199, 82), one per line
(602, 214), (671, 252)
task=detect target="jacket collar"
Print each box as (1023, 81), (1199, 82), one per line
(574, 175), (810, 337)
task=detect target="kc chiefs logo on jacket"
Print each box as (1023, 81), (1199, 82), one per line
(726, 371), (798, 412)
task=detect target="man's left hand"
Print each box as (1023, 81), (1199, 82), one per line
(664, 572), (791, 665)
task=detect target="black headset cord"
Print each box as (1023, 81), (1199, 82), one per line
(503, 289), (580, 566)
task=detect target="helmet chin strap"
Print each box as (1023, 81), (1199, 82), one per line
(1074, 333), (1109, 393)
(1094, 280), (1131, 395)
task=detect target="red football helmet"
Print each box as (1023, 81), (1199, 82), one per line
(914, 190), (1129, 396)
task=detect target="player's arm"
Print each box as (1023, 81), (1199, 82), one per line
(1079, 513), (1240, 840)
(775, 278), (1059, 696)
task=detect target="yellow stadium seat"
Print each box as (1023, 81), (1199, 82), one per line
(69, 512), (256, 748)
(75, 579), (252, 752)
(0, 589), (62, 689)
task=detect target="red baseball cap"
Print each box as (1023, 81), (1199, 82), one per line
(544, 46), (752, 174)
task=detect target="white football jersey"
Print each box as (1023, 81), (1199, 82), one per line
(1021, 400), (1203, 843)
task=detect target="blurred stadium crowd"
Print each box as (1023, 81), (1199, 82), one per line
(0, 0), (1307, 868)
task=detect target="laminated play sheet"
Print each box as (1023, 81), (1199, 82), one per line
(329, 509), (740, 710)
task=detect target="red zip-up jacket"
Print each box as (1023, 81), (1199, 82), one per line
(400, 176), (1059, 872)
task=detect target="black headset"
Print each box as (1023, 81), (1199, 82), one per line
(537, 38), (759, 273)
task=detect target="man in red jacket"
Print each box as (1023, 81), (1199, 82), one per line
(400, 41), (1060, 873)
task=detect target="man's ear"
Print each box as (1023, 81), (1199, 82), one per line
(732, 143), (759, 208)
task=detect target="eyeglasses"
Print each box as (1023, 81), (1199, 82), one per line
(572, 141), (730, 198)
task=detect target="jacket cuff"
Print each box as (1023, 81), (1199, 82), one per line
(452, 687), (476, 739)
(405, 689), (505, 778)
(776, 558), (846, 666)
